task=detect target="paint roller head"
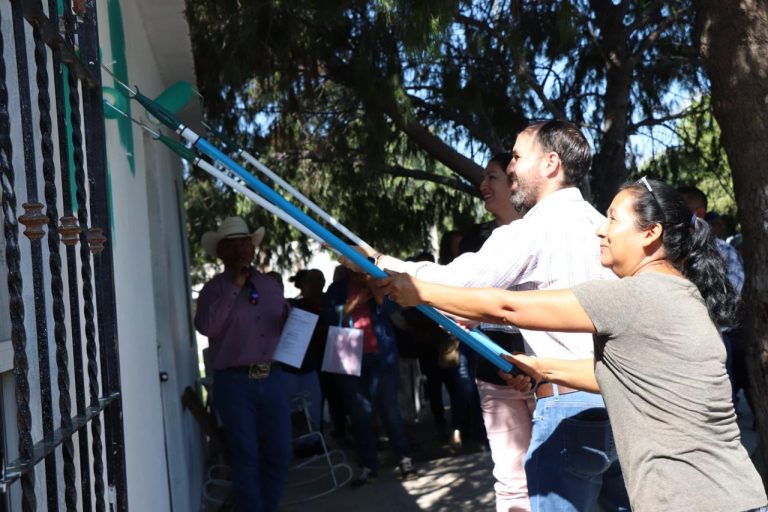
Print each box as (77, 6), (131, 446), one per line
(154, 81), (199, 114)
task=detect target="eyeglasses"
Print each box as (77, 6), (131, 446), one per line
(637, 176), (666, 223)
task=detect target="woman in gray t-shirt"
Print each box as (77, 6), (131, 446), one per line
(377, 179), (766, 512)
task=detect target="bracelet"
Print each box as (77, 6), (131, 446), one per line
(371, 252), (383, 266)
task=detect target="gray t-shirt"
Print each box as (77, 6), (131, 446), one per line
(573, 272), (766, 512)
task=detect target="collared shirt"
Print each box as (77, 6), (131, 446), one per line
(194, 268), (289, 370)
(379, 187), (615, 359)
(715, 237), (744, 295)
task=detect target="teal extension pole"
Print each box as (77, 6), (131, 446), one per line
(131, 89), (516, 373)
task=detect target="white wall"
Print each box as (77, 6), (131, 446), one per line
(98, 1), (204, 510)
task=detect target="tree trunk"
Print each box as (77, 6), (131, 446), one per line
(589, 1), (633, 212)
(590, 67), (632, 212)
(695, 0), (768, 487)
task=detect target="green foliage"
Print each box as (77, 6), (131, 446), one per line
(637, 97), (736, 220)
(183, 0), (715, 279)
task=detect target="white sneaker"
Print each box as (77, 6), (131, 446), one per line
(450, 429), (462, 448)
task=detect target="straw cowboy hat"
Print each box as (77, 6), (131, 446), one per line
(201, 216), (265, 258)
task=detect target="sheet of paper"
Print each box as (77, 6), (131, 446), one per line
(272, 308), (319, 368)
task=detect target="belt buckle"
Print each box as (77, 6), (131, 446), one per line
(248, 363), (271, 379)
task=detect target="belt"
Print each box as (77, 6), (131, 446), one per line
(534, 382), (579, 399)
(225, 362), (272, 379)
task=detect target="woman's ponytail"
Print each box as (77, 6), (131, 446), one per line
(682, 216), (738, 326)
(623, 179), (739, 327)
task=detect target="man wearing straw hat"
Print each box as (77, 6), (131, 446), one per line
(195, 216), (291, 512)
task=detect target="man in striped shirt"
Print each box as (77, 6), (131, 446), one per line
(368, 120), (629, 512)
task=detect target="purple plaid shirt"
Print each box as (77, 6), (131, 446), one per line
(195, 268), (289, 370)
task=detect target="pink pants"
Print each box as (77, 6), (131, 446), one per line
(477, 380), (535, 512)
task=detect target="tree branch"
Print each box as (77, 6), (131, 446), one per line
(629, 103), (706, 131)
(369, 163), (480, 196)
(407, 94), (503, 151)
(271, 151), (480, 196)
(629, 5), (693, 66)
(516, 59), (567, 120)
(325, 58), (486, 185)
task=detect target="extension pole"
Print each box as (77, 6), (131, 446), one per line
(132, 90), (515, 372)
(156, 134), (336, 251)
(206, 124), (374, 251)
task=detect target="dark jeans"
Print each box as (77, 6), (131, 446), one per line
(336, 353), (410, 470)
(213, 366), (291, 512)
(419, 349), (473, 431)
(723, 328), (752, 411)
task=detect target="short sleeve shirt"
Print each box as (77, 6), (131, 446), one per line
(572, 273), (766, 512)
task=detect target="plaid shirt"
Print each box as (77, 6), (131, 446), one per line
(715, 237), (744, 296)
(380, 188), (615, 359)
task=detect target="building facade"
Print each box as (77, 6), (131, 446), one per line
(0, 0), (204, 509)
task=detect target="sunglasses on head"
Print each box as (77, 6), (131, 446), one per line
(637, 176), (666, 223)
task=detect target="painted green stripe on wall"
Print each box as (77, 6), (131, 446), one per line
(107, 0), (135, 175)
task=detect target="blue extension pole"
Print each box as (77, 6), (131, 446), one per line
(191, 137), (514, 372)
(132, 91), (515, 372)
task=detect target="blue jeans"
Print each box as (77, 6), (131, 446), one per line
(282, 369), (323, 439)
(213, 366), (292, 512)
(336, 353), (410, 470)
(525, 389), (629, 512)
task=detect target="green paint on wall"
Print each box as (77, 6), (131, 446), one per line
(107, 0), (135, 175)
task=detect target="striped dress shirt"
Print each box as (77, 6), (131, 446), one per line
(379, 187), (615, 359)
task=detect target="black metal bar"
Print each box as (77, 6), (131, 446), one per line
(78, 1), (128, 509)
(10, 1), (59, 509)
(61, 3), (106, 510)
(17, 0), (98, 88)
(0, 5), (37, 510)
(28, 0), (79, 508)
(46, 0), (92, 504)
(0, 393), (119, 490)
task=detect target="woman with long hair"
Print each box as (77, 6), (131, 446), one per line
(378, 179), (766, 512)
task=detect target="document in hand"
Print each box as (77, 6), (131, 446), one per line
(272, 308), (319, 368)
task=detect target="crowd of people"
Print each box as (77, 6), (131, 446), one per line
(193, 119), (766, 512)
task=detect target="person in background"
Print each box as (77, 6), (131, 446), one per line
(194, 217), (290, 512)
(265, 270), (284, 291)
(332, 264), (349, 284)
(324, 270), (415, 487)
(288, 269), (309, 296)
(396, 249), (473, 447)
(438, 230), (462, 265)
(282, 269), (328, 457)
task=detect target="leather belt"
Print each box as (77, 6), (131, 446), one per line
(534, 382), (579, 399)
(226, 362), (272, 379)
